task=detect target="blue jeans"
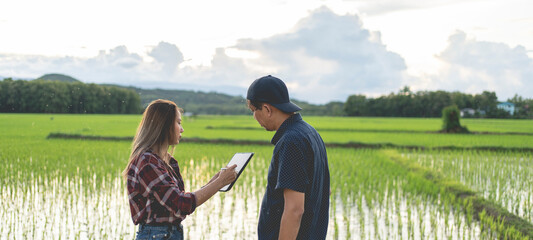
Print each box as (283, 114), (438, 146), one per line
(135, 224), (184, 240)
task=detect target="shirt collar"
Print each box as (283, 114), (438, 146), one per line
(271, 113), (302, 145)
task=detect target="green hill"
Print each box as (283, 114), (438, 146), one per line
(36, 73), (81, 83)
(103, 85), (341, 116)
(111, 85), (250, 115)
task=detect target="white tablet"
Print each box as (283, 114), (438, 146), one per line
(219, 152), (254, 192)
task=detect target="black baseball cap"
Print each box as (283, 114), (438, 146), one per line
(247, 75), (302, 113)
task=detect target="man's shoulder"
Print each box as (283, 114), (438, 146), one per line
(278, 127), (306, 143)
(274, 117), (320, 147)
(285, 120), (321, 139)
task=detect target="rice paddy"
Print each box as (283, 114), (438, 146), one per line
(405, 150), (533, 223)
(0, 114), (532, 239)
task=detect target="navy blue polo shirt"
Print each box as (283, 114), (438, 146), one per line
(258, 113), (330, 240)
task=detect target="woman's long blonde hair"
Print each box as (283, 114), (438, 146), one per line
(123, 99), (182, 179)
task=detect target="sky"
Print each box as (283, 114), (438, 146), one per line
(1, 0), (532, 104)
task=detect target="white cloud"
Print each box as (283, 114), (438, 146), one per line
(0, 7), (409, 103)
(96, 46), (143, 69)
(234, 7), (407, 102)
(421, 31), (533, 100)
(148, 42), (184, 75)
(2, 7), (530, 103)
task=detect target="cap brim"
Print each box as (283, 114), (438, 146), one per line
(271, 102), (302, 113)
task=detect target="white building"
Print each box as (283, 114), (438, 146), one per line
(497, 102), (515, 115)
(460, 108), (476, 117)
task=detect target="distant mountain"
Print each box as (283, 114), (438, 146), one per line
(103, 85), (251, 115)
(101, 85), (343, 116)
(35, 73), (81, 83)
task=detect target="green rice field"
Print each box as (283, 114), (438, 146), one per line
(1, 114), (532, 239)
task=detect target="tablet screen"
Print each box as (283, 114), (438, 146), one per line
(219, 152), (254, 192)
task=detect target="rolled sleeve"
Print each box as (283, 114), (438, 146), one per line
(172, 192), (196, 215)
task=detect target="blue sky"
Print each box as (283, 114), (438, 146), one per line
(0, 0), (532, 103)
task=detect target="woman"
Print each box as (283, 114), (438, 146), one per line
(123, 99), (237, 240)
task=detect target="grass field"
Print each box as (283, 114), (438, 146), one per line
(1, 114), (532, 239)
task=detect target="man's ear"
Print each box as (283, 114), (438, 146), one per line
(263, 103), (273, 117)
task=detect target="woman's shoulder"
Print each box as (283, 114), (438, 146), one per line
(135, 150), (162, 168)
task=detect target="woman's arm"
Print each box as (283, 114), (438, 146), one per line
(194, 164), (237, 207)
(202, 172), (220, 188)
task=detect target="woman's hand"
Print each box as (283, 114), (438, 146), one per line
(216, 164), (238, 187)
(194, 164), (238, 207)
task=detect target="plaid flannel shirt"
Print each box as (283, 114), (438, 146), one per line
(127, 150), (196, 225)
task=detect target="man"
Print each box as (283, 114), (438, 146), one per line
(247, 75), (330, 240)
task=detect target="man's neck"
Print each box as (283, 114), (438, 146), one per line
(273, 112), (293, 131)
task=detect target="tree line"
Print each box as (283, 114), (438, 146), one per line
(1, 77), (531, 119)
(0, 78), (140, 114)
(343, 87), (533, 119)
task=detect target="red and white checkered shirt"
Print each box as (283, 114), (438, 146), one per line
(127, 150), (196, 225)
